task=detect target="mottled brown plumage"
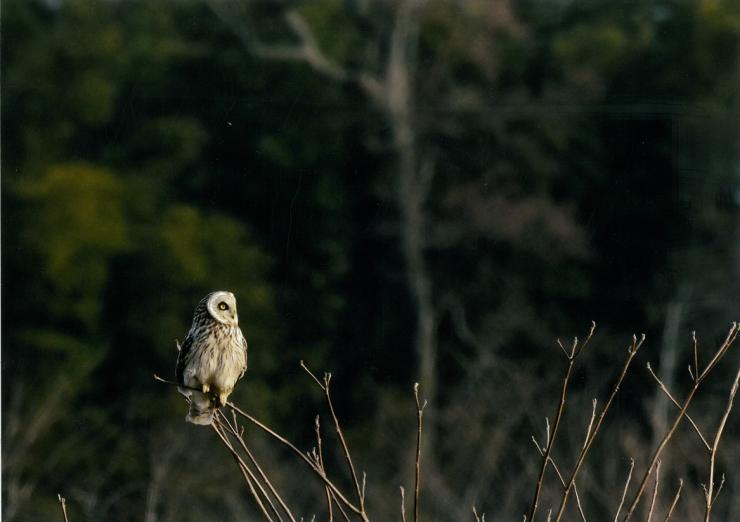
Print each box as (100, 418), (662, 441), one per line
(176, 291), (248, 425)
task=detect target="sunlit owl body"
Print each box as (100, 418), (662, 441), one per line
(176, 291), (248, 425)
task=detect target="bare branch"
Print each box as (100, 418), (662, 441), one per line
(646, 363), (711, 451)
(555, 334), (645, 522)
(401, 487), (407, 522)
(218, 411), (297, 522)
(315, 415), (333, 522)
(58, 494), (70, 522)
(647, 460), (661, 522)
(623, 323), (738, 521)
(663, 479), (683, 522)
(529, 323), (596, 521)
(308, 363), (367, 519)
(704, 367), (740, 521)
(226, 402), (364, 516)
(300, 361), (326, 391)
(211, 417), (276, 522)
(613, 459), (634, 522)
(583, 399), (597, 449)
(206, 0), (383, 103)
(530, 439), (587, 522)
(414, 383), (426, 522)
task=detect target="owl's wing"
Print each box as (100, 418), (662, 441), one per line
(240, 335), (248, 378)
(176, 332), (195, 385)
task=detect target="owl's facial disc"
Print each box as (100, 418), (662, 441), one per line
(207, 291), (239, 325)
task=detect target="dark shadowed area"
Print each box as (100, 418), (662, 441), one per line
(2, 1), (739, 521)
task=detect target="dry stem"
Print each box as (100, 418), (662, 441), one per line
(401, 487), (407, 522)
(553, 332), (644, 521)
(528, 322), (596, 521)
(646, 363), (711, 451)
(301, 361), (369, 521)
(211, 417), (277, 521)
(622, 323), (738, 521)
(314, 415), (334, 522)
(226, 401), (364, 516)
(703, 367), (740, 521)
(663, 479), (683, 522)
(647, 460), (661, 522)
(57, 493), (69, 522)
(530, 438), (587, 522)
(219, 410), (297, 522)
(613, 458), (635, 522)
(414, 383), (427, 522)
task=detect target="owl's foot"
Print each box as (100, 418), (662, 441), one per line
(201, 383), (211, 394)
(217, 391), (230, 408)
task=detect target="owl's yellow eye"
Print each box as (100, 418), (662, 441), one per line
(218, 302), (228, 311)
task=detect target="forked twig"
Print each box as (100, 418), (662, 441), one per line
(212, 416), (277, 521)
(622, 323), (738, 521)
(314, 415), (334, 522)
(530, 438), (587, 522)
(301, 362), (369, 520)
(703, 367), (740, 521)
(218, 410), (297, 522)
(225, 401), (364, 516)
(554, 333), (644, 522)
(646, 363), (711, 451)
(58, 494), (70, 522)
(529, 322), (596, 521)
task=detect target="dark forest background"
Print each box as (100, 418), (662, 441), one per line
(2, 0), (739, 520)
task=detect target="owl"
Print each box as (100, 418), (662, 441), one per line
(176, 291), (248, 425)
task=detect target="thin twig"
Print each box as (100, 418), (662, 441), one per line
(300, 361), (326, 390)
(613, 459), (634, 522)
(663, 479), (683, 522)
(704, 367), (740, 521)
(583, 399), (597, 449)
(623, 323), (738, 521)
(554, 333), (644, 522)
(646, 363), (711, 451)
(307, 363), (368, 520)
(218, 410), (297, 522)
(414, 383), (427, 522)
(401, 487), (407, 522)
(530, 439), (587, 522)
(225, 402), (364, 516)
(58, 494), (69, 522)
(153, 374), (199, 393)
(314, 415), (333, 522)
(212, 417), (276, 522)
(529, 322), (595, 521)
(692, 331), (699, 383)
(647, 460), (661, 522)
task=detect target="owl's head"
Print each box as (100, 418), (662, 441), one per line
(205, 291), (239, 326)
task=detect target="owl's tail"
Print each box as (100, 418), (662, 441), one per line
(185, 391), (215, 426)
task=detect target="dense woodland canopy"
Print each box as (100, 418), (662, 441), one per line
(2, 0), (739, 520)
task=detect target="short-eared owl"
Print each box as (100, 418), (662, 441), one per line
(176, 291), (248, 425)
